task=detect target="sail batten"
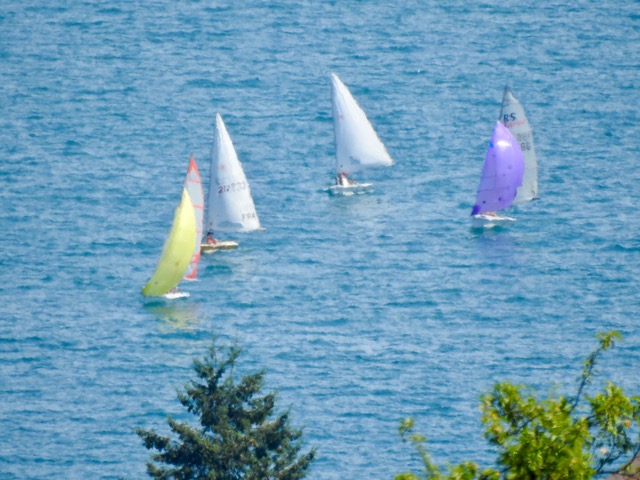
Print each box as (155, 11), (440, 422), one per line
(331, 73), (393, 175)
(499, 86), (538, 204)
(206, 113), (261, 234)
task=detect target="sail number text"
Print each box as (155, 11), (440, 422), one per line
(516, 132), (532, 152)
(218, 181), (248, 194)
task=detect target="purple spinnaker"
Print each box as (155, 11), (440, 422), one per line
(471, 122), (525, 216)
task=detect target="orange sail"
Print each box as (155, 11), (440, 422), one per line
(183, 155), (204, 280)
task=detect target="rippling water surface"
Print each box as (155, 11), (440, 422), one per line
(1, 1), (638, 479)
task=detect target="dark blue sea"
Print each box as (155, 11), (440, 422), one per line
(1, 1), (639, 478)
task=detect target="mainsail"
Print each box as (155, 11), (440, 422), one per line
(331, 73), (393, 175)
(142, 188), (197, 297)
(471, 122), (525, 216)
(183, 155), (203, 280)
(206, 113), (261, 233)
(499, 86), (538, 204)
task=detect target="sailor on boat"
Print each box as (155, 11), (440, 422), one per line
(335, 172), (356, 186)
(205, 231), (218, 245)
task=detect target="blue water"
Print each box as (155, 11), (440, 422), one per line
(1, 1), (639, 478)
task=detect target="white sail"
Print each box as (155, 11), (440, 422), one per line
(331, 73), (394, 175)
(206, 113), (261, 233)
(499, 86), (538, 204)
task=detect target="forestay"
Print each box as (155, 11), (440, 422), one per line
(207, 113), (261, 233)
(331, 73), (393, 175)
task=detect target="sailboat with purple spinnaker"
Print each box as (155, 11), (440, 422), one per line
(471, 121), (525, 222)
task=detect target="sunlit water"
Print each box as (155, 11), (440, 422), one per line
(1, 1), (638, 479)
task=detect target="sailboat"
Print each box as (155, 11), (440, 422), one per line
(328, 73), (394, 195)
(499, 86), (538, 204)
(183, 155), (204, 280)
(471, 122), (525, 224)
(142, 188), (197, 299)
(201, 113), (262, 253)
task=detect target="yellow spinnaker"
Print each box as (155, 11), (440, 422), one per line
(142, 188), (197, 297)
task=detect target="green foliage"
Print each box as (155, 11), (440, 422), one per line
(136, 340), (315, 480)
(396, 418), (498, 480)
(396, 331), (640, 480)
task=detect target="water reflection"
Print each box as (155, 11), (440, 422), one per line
(143, 298), (203, 330)
(470, 225), (518, 266)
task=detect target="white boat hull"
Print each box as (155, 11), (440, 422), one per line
(200, 240), (239, 253)
(327, 183), (373, 196)
(162, 291), (190, 300)
(471, 213), (516, 228)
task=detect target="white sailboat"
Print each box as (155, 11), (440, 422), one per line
(328, 73), (394, 195)
(183, 155), (203, 280)
(202, 113), (261, 252)
(499, 86), (538, 204)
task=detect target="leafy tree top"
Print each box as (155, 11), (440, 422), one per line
(396, 331), (640, 480)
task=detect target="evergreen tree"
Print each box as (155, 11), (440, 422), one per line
(396, 331), (640, 480)
(136, 340), (315, 480)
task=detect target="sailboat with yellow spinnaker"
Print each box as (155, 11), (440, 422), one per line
(142, 188), (197, 297)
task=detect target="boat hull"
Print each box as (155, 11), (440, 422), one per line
(162, 291), (190, 299)
(201, 240), (239, 253)
(471, 213), (516, 228)
(327, 182), (373, 196)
